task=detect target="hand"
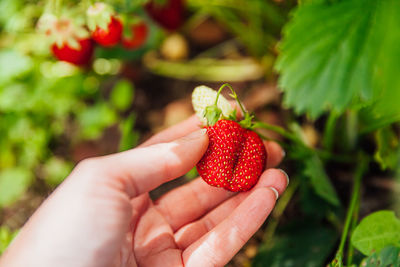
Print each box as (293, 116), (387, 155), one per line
(0, 115), (288, 267)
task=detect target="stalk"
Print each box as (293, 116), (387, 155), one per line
(263, 179), (300, 242)
(346, 191), (361, 266)
(331, 155), (368, 266)
(214, 83), (247, 116)
(54, 0), (62, 17)
(252, 121), (299, 142)
(322, 112), (339, 151)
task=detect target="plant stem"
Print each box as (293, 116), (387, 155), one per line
(316, 149), (354, 163)
(332, 155), (368, 265)
(323, 112), (339, 151)
(345, 110), (358, 151)
(252, 121), (298, 142)
(54, 0), (62, 17)
(346, 191), (361, 266)
(254, 121), (354, 164)
(214, 83), (247, 117)
(263, 178), (300, 243)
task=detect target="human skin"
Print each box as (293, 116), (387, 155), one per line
(0, 115), (288, 267)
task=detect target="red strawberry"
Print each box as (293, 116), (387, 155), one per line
(51, 38), (94, 66)
(145, 0), (184, 31)
(92, 16), (122, 47)
(122, 22), (148, 49)
(197, 120), (267, 192)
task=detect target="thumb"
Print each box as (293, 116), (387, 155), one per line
(95, 128), (209, 198)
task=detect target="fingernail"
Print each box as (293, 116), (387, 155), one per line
(183, 128), (207, 140)
(281, 149), (286, 159)
(278, 168), (289, 186)
(269, 187), (279, 200)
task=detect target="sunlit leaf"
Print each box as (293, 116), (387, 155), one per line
(119, 113), (139, 151)
(110, 80), (134, 111)
(0, 226), (19, 255)
(276, 0), (400, 120)
(351, 211), (400, 256)
(0, 50), (32, 84)
(0, 168), (33, 207)
(42, 157), (73, 186)
(78, 102), (118, 140)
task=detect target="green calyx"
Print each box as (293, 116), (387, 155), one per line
(204, 105), (222, 126)
(86, 2), (113, 31)
(204, 83), (254, 128)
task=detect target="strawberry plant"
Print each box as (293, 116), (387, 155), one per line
(183, 0), (400, 265)
(87, 3), (123, 47)
(121, 21), (149, 50)
(145, 0), (185, 31)
(1, 0), (400, 266)
(51, 38), (94, 65)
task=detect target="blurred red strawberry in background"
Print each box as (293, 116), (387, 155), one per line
(145, 0), (184, 31)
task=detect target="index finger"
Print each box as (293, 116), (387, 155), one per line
(139, 115), (202, 148)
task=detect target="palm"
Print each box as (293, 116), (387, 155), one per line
(113, 116), (288, 267)
(122, 167), (286, 267)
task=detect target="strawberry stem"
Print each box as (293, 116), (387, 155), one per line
(252, 121), (298, 142)
(213, 83), (256, 129)
(54, 0), (62, 17)
(214, 83), (247, 117)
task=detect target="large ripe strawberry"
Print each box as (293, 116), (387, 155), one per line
(197, 120), (266, 192)
(122, 22), (148, 49)
(92, 16), (122, 47)
(193, 84), (267, 192)
(145, 0), (184, 31)
(52, 38), (94, 66)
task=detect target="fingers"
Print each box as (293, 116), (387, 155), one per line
(77, 129), (208, 199)
(174, 169), (288, 250)
(154, 178), (234, 231)
(133, 203), (178, 266)
(182, 187), (278, 267)
(141, 117), (285, 168)
(153, 142), (285, 231)
(264, 141), (285, 168)
(139, 115), (202, 148)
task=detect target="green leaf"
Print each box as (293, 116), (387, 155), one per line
(0, 50), (32, 85)
(0, 168), (33, 207)
(42, 157), (73, 186)
(110, 80), (134, 112)
(253, 223), (337, 267)
(357, 0), (400, 132)
(374, 127), (399, 171)
(78, 102), (118, 140)
(119, 114), (139, 151)
(303, 154), (340, 206)
(360, 246), (400, 267)
(204, 104), (222, 126)
(185, 167), (198, 180)
(0, 226), (19, 255)
(351, 211), (400, 256)
(299, 178), (336, 219)
(276, 0), (400, 119)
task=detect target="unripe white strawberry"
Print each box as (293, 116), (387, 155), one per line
(192, 85), (234, 125)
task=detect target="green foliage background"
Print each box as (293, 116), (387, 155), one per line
(1, 0), (400, 265)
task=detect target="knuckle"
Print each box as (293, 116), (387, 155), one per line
(157, 143), (178, 177)
(75, 157), (103, 174)
(265, 168), (286, 180)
